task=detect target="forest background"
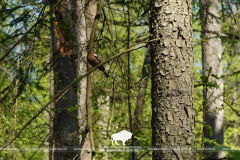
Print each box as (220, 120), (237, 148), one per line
(0, 0), (240, 159)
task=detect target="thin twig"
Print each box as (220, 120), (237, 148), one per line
(137, 150), (150, 160)
(226, 0), (240, 36)
(87, 0), (105, 159)
(0, 0), (64, 63)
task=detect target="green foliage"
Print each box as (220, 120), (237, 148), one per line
(193, 1), (240, 160)
(1, 0), (240, 159)
(0, 0), (51, 159)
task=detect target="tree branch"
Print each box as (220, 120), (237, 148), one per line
(88, 0), (104, 49)
(0, 0), (64, 63)
(193, 29), (240, 40)
(226, 0), (240, 37)
(86, 0), (104, 159)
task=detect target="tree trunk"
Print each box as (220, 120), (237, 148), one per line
(49, 9), (56, 160)
(150, 0), (195, 159)
(200, 0), (224, 159)
(50, 1), (79, 159)
(132, 46), (151, 159)
(71, 0), (91, 159)
(135, 46), (151, 133)
(97, 95), (110, 159)
(86, 1), (97, 159)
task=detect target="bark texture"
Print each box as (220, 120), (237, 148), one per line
(150, 0), (195, 159)
(71, 0), (92, 159)
(50, 1), (79, 159)
(200, 0), (224, 159)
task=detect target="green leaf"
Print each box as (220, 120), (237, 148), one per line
(203, 124), (213, 137)
(211, 74), (219, 79)
(206, 67), (212, 73)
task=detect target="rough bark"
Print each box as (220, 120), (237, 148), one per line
(200, 0), (224, 159)
(150, 0), (195, 159)
(50, 1), (79, 159)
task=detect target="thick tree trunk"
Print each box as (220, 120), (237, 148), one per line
(200, 0), (224, 159)
(150, 0), (195, 159)
(50, 1), (79, 159)
(53, 53), (79, 160)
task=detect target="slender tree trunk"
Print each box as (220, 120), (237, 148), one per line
(135, 46), (151, 132)
(49, 9), (57, 160)
(125, 1), (134, 159)
(71, 0), (91, 160)
(133, 46), (151, 159)
(150, 0), (195, 159)
(12, 41), (21, 160)
(86, 1), (97, 159)
(97, 95), (110, 159)
(50, 1), (79, 159)
(72, 1), (97, 159)
(200, 0), (224, 159)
